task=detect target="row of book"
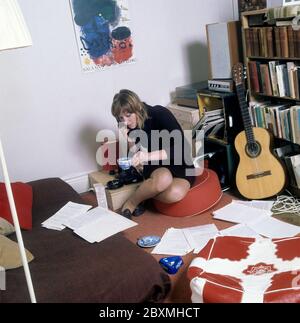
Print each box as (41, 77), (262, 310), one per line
(248, 61), (300, 99)
(249, 100), (300, 145)
(244, 26), (300, 58)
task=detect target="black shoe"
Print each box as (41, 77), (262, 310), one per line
(121, 209), (132, 219)
(132, 204), (146, 217)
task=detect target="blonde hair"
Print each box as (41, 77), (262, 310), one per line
(111, 89), (148, 129)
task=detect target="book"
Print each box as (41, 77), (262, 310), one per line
(290, 154), (300, 188)
(266, 27), (274, 58)
(259, 63), (273, 96)
(249, 61), (260, 93)
(274, 27), (281, 57)
(275, 20), (294, 27)
(287, 25), (295, 58)
(279, 26), (289, 58)
(268, 61), (279, 96)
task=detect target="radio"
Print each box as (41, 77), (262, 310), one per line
(208, 79), (234, 93)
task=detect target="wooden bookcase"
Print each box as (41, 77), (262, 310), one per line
(241, 7), (300, 194)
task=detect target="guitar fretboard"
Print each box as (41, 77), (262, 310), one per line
(236, 84), (255, 145)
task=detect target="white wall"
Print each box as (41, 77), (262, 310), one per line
(0, 0), (235, 185)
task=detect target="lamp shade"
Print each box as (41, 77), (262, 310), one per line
(0, 0), (32, 51)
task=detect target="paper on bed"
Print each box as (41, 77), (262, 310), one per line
(42, 202), (92, 231)
(74, 207), (138, 243)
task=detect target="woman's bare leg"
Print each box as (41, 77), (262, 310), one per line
(154, 178), (191, 203)
(122, 167), (173, 212)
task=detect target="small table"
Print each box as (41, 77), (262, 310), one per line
(89, 171), (141, 211)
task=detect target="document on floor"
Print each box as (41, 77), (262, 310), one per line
(233, 199), (275, 212)
(151, 224), (219, 255)
(73, 207), (138, 243)
(151, 228), (193, 256)
(182, 224), (219, 254)
(41, 202), (93, 231)
(212, 202), (272, 224)
(247, 216), (300, 239)
(219, 223), (261, 238)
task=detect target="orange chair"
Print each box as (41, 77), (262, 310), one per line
(153, 168), (222, 217)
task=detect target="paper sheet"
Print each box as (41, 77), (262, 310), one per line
(182, 224), (219, 254)
(74, 207), (138, 243)
(42, 202), (92, 231)
(219, 223), (261, 238)
(212, 202), (271, 224)
(247, 216), (300, 239)
(151, 228), (193, 256)
(233, 200), (275, 212)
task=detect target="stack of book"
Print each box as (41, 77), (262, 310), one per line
(192, 108), (224, 138)
(175, 81), (207, 108)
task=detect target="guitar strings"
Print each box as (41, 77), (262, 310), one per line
(272, 191), (300, 216)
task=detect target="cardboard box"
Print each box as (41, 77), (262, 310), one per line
(89, 171), (141, 211)
(167, 103), (200, 130)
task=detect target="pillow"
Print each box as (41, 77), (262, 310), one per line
(0, 217), (15, 236)
(0, 182), (33, 230)
(0, 235), (34, 270)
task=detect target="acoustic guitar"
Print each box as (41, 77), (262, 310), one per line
(232, 63), (286, 199)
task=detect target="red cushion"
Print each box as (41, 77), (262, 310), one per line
(154, 169), (222, 217)
(188, 236), (300, 303)
(0, 182), (33, 230)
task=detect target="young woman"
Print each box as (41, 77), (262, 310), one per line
(111, 89), (195, 218)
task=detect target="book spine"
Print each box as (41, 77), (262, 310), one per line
(268, 61), (279, 97)
(248, 61), (260, 93)
(287, 26), (295, 58)
(252, 28), (260, 57)
(279, 26), (289, 58)
(274, 27), (281, 57)
(266, 27), (274, 58)
(244, 28), (252, 57)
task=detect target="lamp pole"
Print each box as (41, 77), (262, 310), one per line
(0, 138), (36, 303)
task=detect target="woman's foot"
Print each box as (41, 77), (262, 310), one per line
(121, 200), (146, 218)
(122, 199), (136, 214)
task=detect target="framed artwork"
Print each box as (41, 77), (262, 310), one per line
(69, 0), (135, 73)
(283, 0), (300, 5)
(238, 0), (267, 16)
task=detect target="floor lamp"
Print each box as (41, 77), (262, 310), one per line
(0, 0), (36, 303)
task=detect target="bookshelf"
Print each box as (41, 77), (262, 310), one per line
(242, 6), (300, 194)
(196, 89), (243, 190)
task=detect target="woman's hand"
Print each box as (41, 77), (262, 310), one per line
(119, 126), (135, 148)
(131, 151), (149, 167)
(119, 126), (129, 140)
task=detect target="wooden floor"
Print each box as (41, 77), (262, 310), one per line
(80, 189), (300, 303)
(80, 190), (236, 303)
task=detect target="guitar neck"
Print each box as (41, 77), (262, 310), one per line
(236, 84), (255, 144)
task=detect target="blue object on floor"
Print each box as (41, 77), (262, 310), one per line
(137, 236), (161, 248)
(159, 256), (184, 275)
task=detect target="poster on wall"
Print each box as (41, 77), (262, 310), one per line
(69, 0), (135, 73)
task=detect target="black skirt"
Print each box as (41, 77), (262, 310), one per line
(143, 164), (196, 187)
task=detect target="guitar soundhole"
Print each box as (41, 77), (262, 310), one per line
(246, 142), (261, 158)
